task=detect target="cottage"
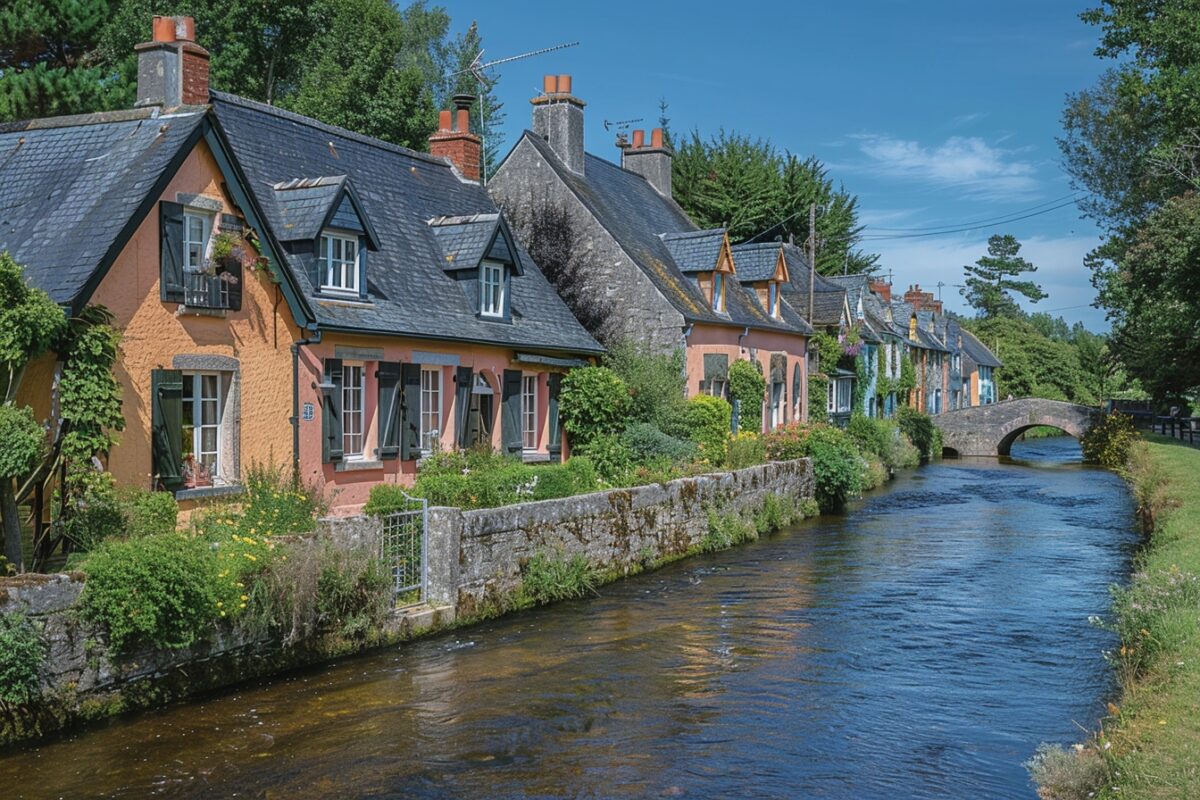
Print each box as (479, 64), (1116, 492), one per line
(489, 76), (812, 429)
(2, 17), (600, 515)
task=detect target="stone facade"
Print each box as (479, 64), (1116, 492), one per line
(935, 398), (1099, 456)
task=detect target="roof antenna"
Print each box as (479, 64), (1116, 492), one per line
(603, 117), (643, 132)
(448, 40), (580, 185)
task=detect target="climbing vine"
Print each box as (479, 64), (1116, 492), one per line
(728, 359), (766, 432)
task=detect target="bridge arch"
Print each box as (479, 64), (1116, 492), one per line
(933, 399), (1098, 458)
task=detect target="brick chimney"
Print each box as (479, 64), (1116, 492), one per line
(429, 94), (482, 181)
(135, 16), (210, 109)
(903, 284), (938, 312)
(869, 278), (892, 304)
(532, 75), (585, 175)
(622, 127), (673, 197)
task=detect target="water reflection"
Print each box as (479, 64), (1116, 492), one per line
(0, 438), (1134, 799)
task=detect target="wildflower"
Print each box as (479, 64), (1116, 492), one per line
(240, 595), (249, 601)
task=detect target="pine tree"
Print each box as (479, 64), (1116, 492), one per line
(961, 234), (1047, 319)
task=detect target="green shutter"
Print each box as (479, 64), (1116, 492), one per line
(322, 358), (344, 463)
(151, 369), (184, 489)
(224, 257), (242, 311)
(160, 202), (185, 303)
(501, 369), (523, 455)
(377, 362), (402, 459)
(358, 240), (368, 300)
(455, 367), (473, 449)
(547, 373), (563, 461)
(400, 363), (421, 460)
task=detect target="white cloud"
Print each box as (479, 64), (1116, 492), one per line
(951, 111), (989, 127)
(850, 134), (1040, 200)
(872, 233), (1108, 330)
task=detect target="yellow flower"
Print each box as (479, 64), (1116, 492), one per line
(217, 601), (223, 607)
(240, 595), (249, 601)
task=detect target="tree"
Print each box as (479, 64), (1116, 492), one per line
(963, 316), (1095, 405)
(961, 234), (1046, 318)
(672, 130), (878, 274)
(0, 253), (66, 569)
(0, 0), (125, 120)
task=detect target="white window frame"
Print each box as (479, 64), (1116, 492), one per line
(320, 232), (360, 294)
(480, 260), (506, 317)
(183, 211), (212, 272)
(420, 366), (442, 453)
(521, 374), (538, 451)
(712, 272), (725, 312)
(182, 371), (223, 482)
(342, 363), (365, 459)
(709, 377), (728, 399)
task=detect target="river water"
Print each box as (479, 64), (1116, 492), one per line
(1, 437), (1136, 799)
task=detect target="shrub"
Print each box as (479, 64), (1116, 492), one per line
(58, 474), (125, 553)
(808, 374), (829, 425)
(564, 456), (600, 494)
(701, 509), (756, 552)
(518, 551), (598, 605)
(753, 493), (797, 534)
(798, 498), (821, 518)
(724, 431), (766, 470)
(559, 366), (630, 446)
(763, 424), (864, 512)
(861, 455), (889, 491)
(79, 534), (220, 654)
(239, 462), (318, 536)
(1024, 743), (1105, 800)
(1080, 411), (1138, 469)
(0, 403), (43, 481)
(410, 449), (536, 508)
(603, 340), (689, 437)
(315, 546), (391, 640)
(728, 359), (766, 432)
(621, 421), (697, 465)
(120, 487), (178, 538)
(896, 407), (940, 460)
(574, 433), (636, 486)
(0, 612), (44, 706)
(364, 483), (424, 516)
(683, 394), (732, 463)
(847, 415), (920, 472)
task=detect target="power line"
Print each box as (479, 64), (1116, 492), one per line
(865, 192), (1081, 232)
(858, 198), (1081, 241)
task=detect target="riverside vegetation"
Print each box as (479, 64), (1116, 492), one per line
(1029, 414), (1200, 800)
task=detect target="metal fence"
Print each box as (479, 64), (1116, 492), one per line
(380, 492), (428, 606)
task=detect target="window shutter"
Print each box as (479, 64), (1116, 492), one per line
(377, 362), (402, 460)
(455, 367), (473, 449)
(358, 240), (368, 300)
(501, 369), (523, 455)
(151, 369), (184, 489)
(547, 373), (563, 461)
(224, 257), (243, 311)
(400, 363), (421, 460)
(159, 202), (185, 303)
(322, 358), (344, 463)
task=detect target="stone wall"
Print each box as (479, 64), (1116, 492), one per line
(428, 459), (814, 616)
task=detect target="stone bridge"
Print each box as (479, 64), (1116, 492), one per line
(934, 398), (1100, 457)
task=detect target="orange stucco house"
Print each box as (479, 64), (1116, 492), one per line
(3, 18), (601, 515)
(488, 76), (813, 430)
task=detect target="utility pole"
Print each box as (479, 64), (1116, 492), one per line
(807, 203), (816, 324)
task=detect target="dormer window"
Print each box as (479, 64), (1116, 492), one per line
(768, 281), (779, 318)
(712, 272), (726, 312)
(319, 232), (360, 294)
(480, 260), (506, 317)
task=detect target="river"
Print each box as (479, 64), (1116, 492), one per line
(0, 436), (1136, 799)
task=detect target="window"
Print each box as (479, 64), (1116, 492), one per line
(827, 380), (835, 413)
(712, 273), (725, 312)
(320, 233), (359, 293)
(837, 379), (852, 413)
(521, 374), (538, 450)
(342, 364), (364, 458)
(770, 382), (784, 429)
(709, 378), (727, 399)
(182, 372), (222, 484)
(481, 260), (505, 317)
(768, 282), (779, 318)
(183, 211), (210, 272)
(420, 367), (442, 453)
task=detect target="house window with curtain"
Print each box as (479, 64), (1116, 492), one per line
(712, 272), (725, 312)
(480, 260), (505, 317)
(182, 372), (222, 483)
(320, 233), (359, 294)
(521, 374), (538, 450)
(421, 366), (442, 452)
(768, 282), (779, 318)
(183, 211), (210, 270)
(342, 363), (365, 458)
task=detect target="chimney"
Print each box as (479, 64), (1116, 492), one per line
(903, 284), (937, 312)
(622, 126), (673, 197)
(428, 94), (482, 182)
(869, 278), (892, 304)
(532, 75), (586, 175)
(135, 16), (210, 108)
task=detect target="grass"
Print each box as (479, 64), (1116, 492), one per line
(1034, 435), (1200, 799)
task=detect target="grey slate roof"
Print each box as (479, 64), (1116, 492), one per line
(961, 327), (1002, 367)
(427, 213), (517, 272)
(729, 241), (782, 282)
(0, 107), (206, 306)
(210, 94), (601, 354)
(777, 243), (848, 328)
(512, 131), (797, 335)
(272, 176), (348, 242)
(660, 229), (725, 273)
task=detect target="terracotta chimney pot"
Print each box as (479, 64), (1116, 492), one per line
(557, 75), (572, 94)
(152, 16), (176, 42)
(543, 75), (558, 94)
(651, 127), (664, 148)
(438, 109), (452, 131)
(456, 108), (470, 132)
(632, 129), (645, 148)
(174, 16), (195, 42)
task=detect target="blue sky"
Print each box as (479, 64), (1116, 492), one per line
(446, 0), (1109, 329)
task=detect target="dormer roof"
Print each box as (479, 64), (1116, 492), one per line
(729, 241), (790, 283)
(660, 229), (734, 274)
(272, 175), (380, 250)
(428, 212), (523, 275)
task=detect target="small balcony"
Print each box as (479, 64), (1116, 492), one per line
(183, 269), (233, 310)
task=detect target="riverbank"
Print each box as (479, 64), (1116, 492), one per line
(1032, 434), (1200, 799)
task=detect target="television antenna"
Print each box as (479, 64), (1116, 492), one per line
(448, 40), (580, 184)
(603, 117), (643, 132)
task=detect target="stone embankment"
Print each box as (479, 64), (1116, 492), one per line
(0, 458), (814, 747)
